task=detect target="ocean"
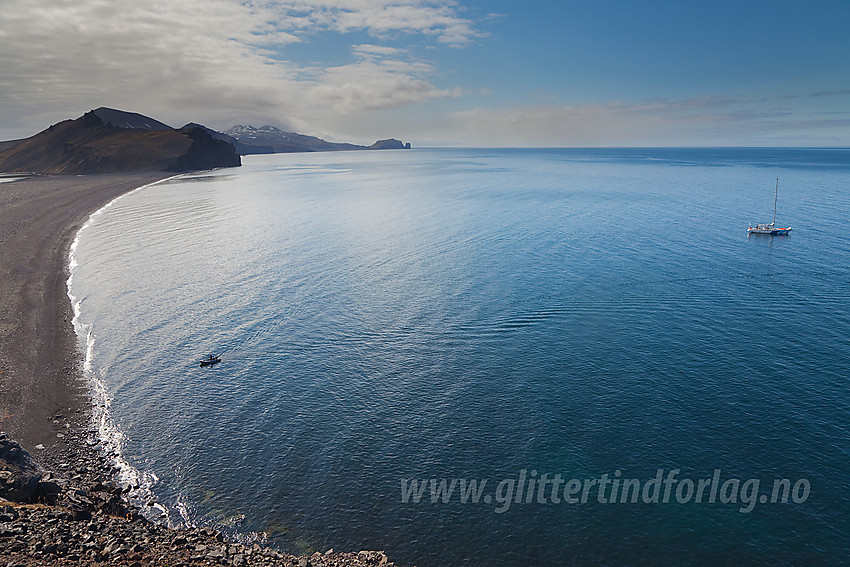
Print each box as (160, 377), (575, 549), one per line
(69, 148), (850, 565)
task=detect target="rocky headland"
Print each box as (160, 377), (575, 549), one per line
(0, 109), (241, 175)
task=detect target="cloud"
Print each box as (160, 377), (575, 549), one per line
(1, 0), (289, 131)
(752, 89), (850, 103)
(444, 100), (693, 146)
(4, 2), (843, 146)
(441, 96), (850, 146)
(273, 0), (482, 45)
(352, 44), (406, 57)
(0, 0), (476, 139)
(809, 89), (850, 98)
(302, 50), (461, 114)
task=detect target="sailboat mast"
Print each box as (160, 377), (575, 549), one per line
(772, 178), (779, 226)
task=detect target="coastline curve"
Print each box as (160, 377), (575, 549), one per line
(66, 175), (181, 524)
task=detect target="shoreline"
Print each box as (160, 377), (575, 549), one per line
(0, 171), (397, 566)
(0, 173), (170, 469)
(65, 176), (177, 503)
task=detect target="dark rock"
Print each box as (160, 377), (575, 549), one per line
(172, 125), (242, 172)
(0, 505), (19, 522)
(35, 480), (63, 504)
(0, 523), (26, 537)
(0, 433), (400, 567)
(96, 479), (124, 495)
(367, 138), (410, 150)
(42, 542), (59, 554)
(0, 433), (43, 502)
(71, 507), (93, 522)
(100, 494), (129, 516)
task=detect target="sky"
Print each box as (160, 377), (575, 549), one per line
(1, 0), (849, 146)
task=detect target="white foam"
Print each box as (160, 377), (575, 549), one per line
(66, 176), (185, 525)
(65, 174), (273, 539)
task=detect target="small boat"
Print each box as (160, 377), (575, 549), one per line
(200, 355), (221, 367)
(748, 179), (792, 235)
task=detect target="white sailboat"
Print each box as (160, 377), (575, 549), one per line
(748, 178), (792, 235)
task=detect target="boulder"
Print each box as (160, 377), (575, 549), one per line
(0, 433), (43, 502)
(35, 480), (64, 504)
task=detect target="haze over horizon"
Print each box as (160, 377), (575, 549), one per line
(1, 0), (849, 147)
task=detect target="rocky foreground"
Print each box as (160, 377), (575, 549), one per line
(0, 434), (397, 567)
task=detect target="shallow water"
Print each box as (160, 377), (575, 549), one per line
(71, 148), (850, 565)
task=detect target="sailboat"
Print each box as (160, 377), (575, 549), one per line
(748, 178), (792, 235)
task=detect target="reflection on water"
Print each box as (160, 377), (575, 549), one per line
(71, 149), (850, 566)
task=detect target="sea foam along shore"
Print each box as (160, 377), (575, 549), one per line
(66, 177), (178, 525)
(0, 172), (399, 565)
(65, 174), (230, 530)
(0, 172), (170, 463)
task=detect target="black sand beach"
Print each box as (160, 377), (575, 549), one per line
(0, 173), (168, 458)
(0, 173), (167, 464)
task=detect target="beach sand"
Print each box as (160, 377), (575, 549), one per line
(0, 173), (168, 465)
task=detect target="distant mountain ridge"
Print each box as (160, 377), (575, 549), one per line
(0, 108), (241, 174)
(224, 125), (411, 154)
(0, 107), (412, 175)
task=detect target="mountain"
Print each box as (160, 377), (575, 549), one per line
(187, 124), (274, 155)
(368, 139), (411, 150)
(224, 125), (411, 154)
(0, 108), (241, 174)
(90, 107), (173, 130)
(224, 125), (363, 153)
(0, 108), (412, 174)
(0, 139), (25, 153)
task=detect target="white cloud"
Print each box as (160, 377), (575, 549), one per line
(352, 44), (406, 57)
(268, 0), (482, 45)
(303, 53), (461, 114)
(6, 2), (840, 146)
(0, 0), (476, 140)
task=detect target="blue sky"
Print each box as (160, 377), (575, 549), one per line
(1, 0), (848, 146)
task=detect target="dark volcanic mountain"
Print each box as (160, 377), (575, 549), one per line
(0, 108), (241, 174)
(90, 107), (173, 130)
(224, 125), (411, 154)
(187, 124), (274, 155)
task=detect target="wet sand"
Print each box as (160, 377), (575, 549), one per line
(0, 173), (168, 464)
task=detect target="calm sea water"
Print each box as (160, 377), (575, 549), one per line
(70, 148), (850, 566)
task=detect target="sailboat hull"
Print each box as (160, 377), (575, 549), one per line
(747, 226), (792, 235)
